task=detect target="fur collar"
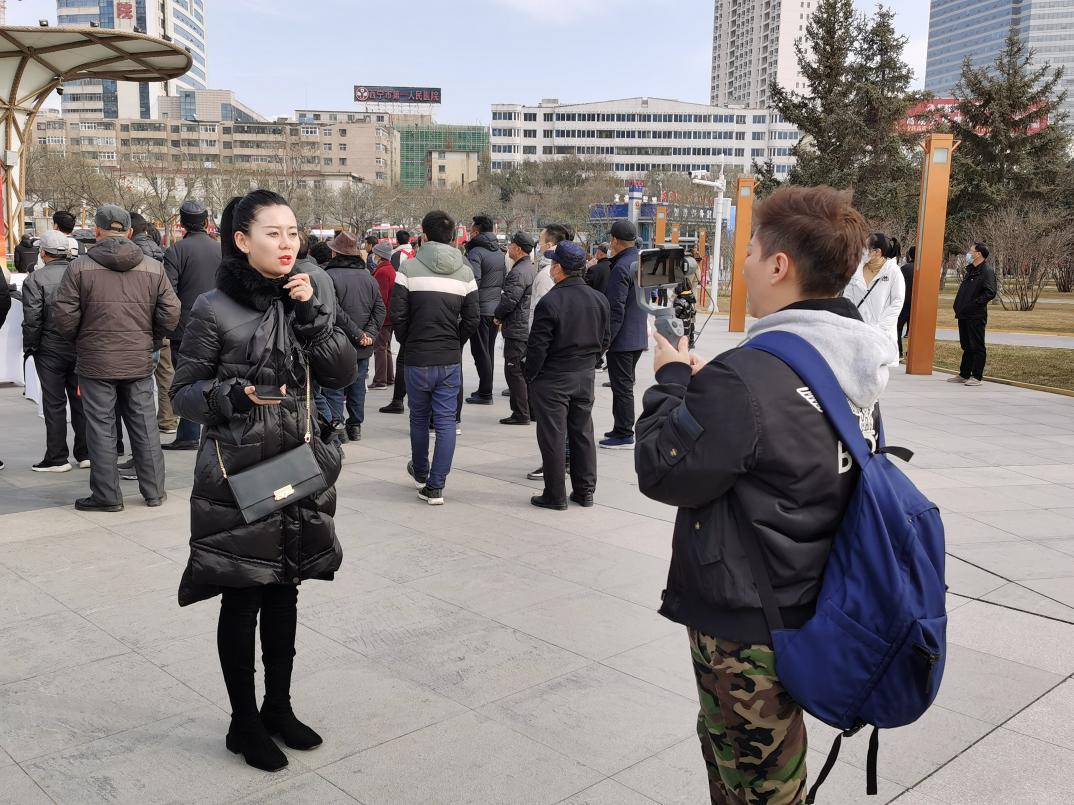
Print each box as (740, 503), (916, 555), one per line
(216, 257), (292, 312)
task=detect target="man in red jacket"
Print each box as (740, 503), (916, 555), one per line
(370, 240), (397, 390)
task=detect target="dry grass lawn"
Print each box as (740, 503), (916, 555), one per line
(933, 341), (1074, 392)
(934, 294), (1074, 335)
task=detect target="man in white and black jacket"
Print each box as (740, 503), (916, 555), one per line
(634, 186), (896, 804)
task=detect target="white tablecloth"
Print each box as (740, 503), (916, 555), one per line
(0, 273), (27, 386)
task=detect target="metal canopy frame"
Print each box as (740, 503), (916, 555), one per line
(0, 25), (191, 254)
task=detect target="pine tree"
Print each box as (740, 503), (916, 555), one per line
(948, 29), (1071, 231)
(770, 0), (862, 189)
(752, 159), (783, 199)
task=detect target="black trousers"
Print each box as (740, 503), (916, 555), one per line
(503, 338), (529, 419)
(531, 370), (597, 502)
(35, 351), (88, 466)
(958, 317), (987, 380)
(897, 312), (911, 358)
(468, 315), (497, 398)
(218, 584), (298, 721)
(606, 350), (642, 438)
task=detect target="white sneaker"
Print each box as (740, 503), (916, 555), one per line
(159, 426), (178, 435)
(78, 460), (91, 469)
(945, 375), (967, 384)
(963, 378), (982, 387)
(32, 462), (73, 473)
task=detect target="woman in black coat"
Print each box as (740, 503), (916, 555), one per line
(171, 189), (358, 772)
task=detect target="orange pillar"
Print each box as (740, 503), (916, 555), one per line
(906, 133), (959, 375)
(728, 177), (755, 333)
(670, 222), (681, 244)
(654, 205), (668, 244)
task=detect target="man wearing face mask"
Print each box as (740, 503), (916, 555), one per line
(949, 242), (997, 387)
(494, 231), (537, 424)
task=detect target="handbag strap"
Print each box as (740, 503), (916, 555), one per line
(856, 271), (883, 309)
(215, 363), (313, 479)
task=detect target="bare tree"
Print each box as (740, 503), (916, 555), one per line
(983, 203), (1074, 310)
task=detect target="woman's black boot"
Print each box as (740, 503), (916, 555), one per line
(225, 717), (289, 772)
(259, 584), (323, 750)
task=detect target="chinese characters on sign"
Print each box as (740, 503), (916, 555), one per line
(116, 2), (134, 20)
(353, 86), (443, 105)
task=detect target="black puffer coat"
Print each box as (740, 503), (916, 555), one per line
(172, 257), (359, 606)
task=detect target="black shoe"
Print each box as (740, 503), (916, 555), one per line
(145, 492), (168, 507)
(499, 415), (530, 425)
(329, 420), (347, 444)
(526, 466), (544, 480)
(75, 497), (124, 512)
(501, 389), (511, 396)
(407, 461), (428, 489)
(346, 424), (361, 442)
(117, 458), (135, 470)
(380, 400), (405, 414)
(601, 381), (612, 388)
(531, 494), (567, 511)
(570, 491), (595, 508)
(226, 717), (289, 772)
(260, 705), (323, 751)
(418, 485), (444, 505)
(162, 440), (198, 451)
(465, 394), (493, 405)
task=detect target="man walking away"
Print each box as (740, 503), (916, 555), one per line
(323, 232), (385, 442)
(494, 231), (537, 425)
(391, 210), (479, 505)
(391, 229), (414, 269)
(162, 200), (221, 449)
(21, 231), (89, 472)
(635, 185), (894, 803)
(464, 215), (506, 405)
(527, 241), (609, 510)
(950, 242), (997, 387)
(370, 241), (397, 390)
(54, 205), (180, 512)
(897, 245), (915, 360)
(601, 219), (646, 450)
(53, 210), (81, 259)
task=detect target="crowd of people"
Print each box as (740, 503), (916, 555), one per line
(0, 186), (971, 801)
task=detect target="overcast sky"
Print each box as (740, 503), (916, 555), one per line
(8, 0), (931, 122)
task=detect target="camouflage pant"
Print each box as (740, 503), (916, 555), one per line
(689, 629), (808, 805)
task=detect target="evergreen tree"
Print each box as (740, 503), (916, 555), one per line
(770, 0), (862, 189)
(752, 159), (783, 199)
(948, 29), (1071, 232)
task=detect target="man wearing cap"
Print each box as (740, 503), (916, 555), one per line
(21, 231), (90, 473)
(601, 220), (647, 450)
(53, 205), (180, 511)
(494, 231), (537, 425)
(526, 241), (610, 510)
(161, 199), (221, 449)
(369, 240), (397, 390)
(323, 232), (385, 442)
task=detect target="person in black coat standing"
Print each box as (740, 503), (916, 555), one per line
(950, 242), (998, 386)
(585, 243), (613, 295)
(14, 233), (39, 273)
(464, 215), (506, 404)
(171, 189), (358, 773)
(494, 231), (537, 425)
(602, 220), (648, 450)
(526, 241), (610, 510)
(896, 245), (916, 359)
(323, 232), (385, 441)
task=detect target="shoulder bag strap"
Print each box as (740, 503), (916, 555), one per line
(855, 274), (882, 309)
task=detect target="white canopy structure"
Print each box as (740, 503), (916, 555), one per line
(0, 25), (190, 253)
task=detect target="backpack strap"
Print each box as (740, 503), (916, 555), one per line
(744, 331), (873, 468)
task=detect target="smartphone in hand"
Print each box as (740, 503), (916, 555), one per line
(251, 385), (287, 401)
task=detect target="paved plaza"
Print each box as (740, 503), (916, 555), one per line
(1, 323), (1073, 805)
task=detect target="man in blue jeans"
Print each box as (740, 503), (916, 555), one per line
(390, 210), (480, 505)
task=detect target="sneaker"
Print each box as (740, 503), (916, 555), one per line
(964, 378), (982, 387)
(32, 461), (73, 473)
(159, 426), (178, 435)
(77, 459), (91, 469)
(599, 436), (635, 450)
(526, 466), (544, 480)
(601, 381), (612, 388)
(945, 375), (968, 384)
(418, 485), (444, 505)
(0, 459), (5, 470)
(456, 426), (462, 435)
(501, 389), (511, 396)
(379, 400), (405, 414)
(407, 461), (428, 489)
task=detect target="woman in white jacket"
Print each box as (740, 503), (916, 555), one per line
(844, 233), (906, 358)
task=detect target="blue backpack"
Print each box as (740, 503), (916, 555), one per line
(744, 332), (947, 803)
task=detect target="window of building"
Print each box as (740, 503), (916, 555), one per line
(324, 157), (333, 165)
(300, 126), (318, 136)
(340, 143), (347, 152)
(438, 165), (446, 173)
(524, 112), (537, 121)
(522, 145), (537, 154)
(323, 143), (332, 152)
(340, 158), (348, 166)
(339, 128), (347, 136)
(376, 171), (386, 180)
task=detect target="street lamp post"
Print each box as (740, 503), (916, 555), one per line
(691, 157), (727, 311)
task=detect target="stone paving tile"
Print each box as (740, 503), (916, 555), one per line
(937, 512), (1024, 545)
(0, 565), (66, 629)
(602, 632), (698, 700)
(967, 508), (1074, 539)
(228, 774), (359, 804)
(948, 601), (1074, 675)
(0, 610), (129, 685)
(1004, 679), (1074, 752)
(949, 541), (1074, 580)
(0, 765), (52, 805)
(981, 582), (1074, 621)
(558, 779), (659, 804)
(611, 737), (714, 804)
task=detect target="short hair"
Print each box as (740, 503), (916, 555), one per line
(974, 242), (990, 259)
(472, 215), (494, 233)
(595, 243), (609, 255)
(396, 229), (411, 245)
(753, 185), (868, 297)
(422, 210), (456, 244)
(310, 240), (332, 265)
(868, 232), (891, 258)
(364, 235), (378, 248)
(906, 244), (916, 262)
(542, 223), (572, 246)
(129, 212), (149, 236)
(53, 210), (76, 234)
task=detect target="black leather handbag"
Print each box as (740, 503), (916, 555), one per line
(215, 371), (327, 525)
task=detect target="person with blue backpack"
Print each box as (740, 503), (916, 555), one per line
(635, 185), (946, 804)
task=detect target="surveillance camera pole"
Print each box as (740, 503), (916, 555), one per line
(691, 155), (727, 310)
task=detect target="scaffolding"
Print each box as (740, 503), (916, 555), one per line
(396, 123), (489, 189)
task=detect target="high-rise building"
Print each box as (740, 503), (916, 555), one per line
(57, 1), (208, 119)
(925, 0), (1074, 122)
(396, 124), (489, 188)
(709, 0), (817, 108)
